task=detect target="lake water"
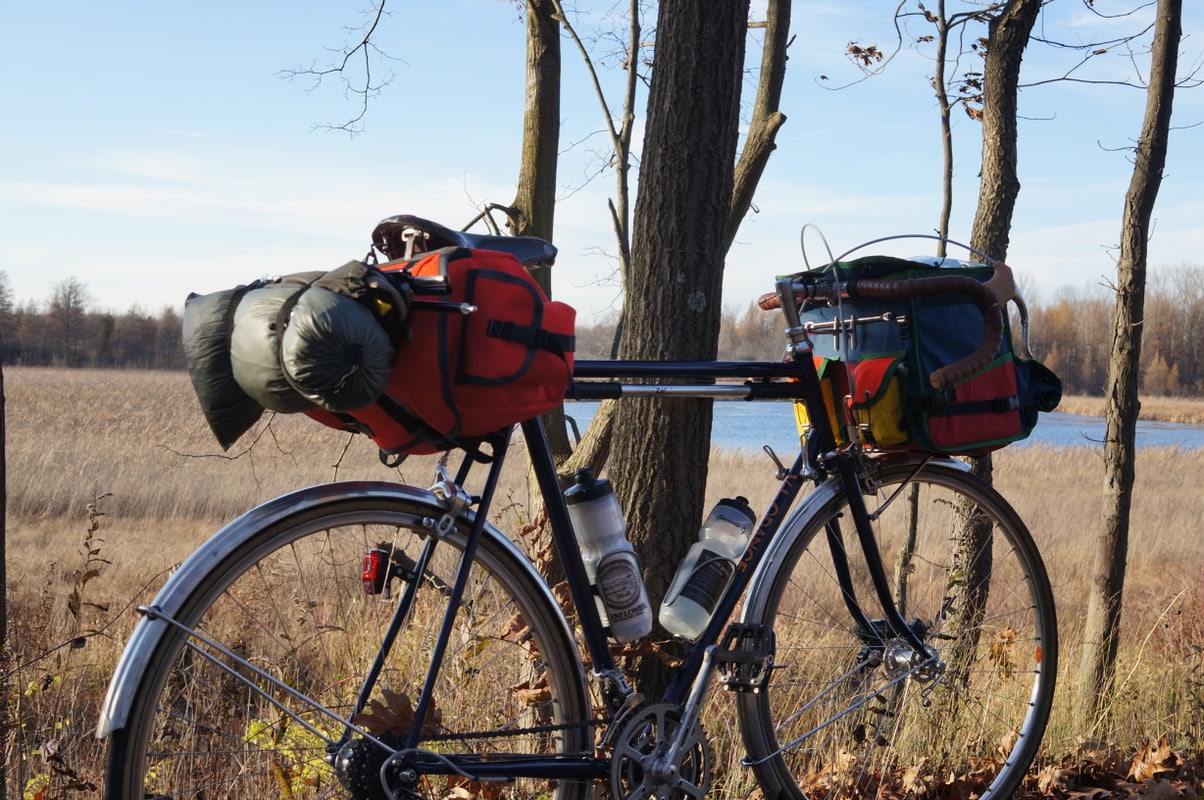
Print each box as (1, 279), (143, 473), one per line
(560, 402), (1204, 454)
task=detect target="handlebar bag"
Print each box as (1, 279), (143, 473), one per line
(306, 246), (577, 458)
(793, 256), (1061, 455)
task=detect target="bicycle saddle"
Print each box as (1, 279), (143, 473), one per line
(371, 214), (558, 267)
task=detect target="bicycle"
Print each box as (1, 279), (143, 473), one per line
(97, 226), (1058, 800)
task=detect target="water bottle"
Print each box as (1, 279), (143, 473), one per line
(564, 468), (653, 643)
(659, 496), (757, 640)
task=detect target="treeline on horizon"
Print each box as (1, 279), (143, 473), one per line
(3, 266), (1203, 397)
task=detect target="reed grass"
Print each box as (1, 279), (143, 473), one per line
(5, 367), (1204, 797)
(1057, 393), (1204, 425)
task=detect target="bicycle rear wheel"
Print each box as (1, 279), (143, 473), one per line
(739, 459), (1056, 800)
(104, 489), (592, 799)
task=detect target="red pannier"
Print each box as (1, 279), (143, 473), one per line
(307, 246), (577, 458)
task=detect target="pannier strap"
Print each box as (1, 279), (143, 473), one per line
(376, 393), (463, 451)
(486, 319), (576, 356)
(917, 394), (1021, 416)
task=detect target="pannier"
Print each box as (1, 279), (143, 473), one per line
(306, 246), (576, 458)
(793, 255), (1061, 455)
(182, 238), (576, 460)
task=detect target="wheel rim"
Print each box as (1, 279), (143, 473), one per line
(741, 463), (1056, 800)
(110, 501), (591, 799)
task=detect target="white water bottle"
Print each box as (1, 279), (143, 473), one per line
(564, 468), (653, 643)
(659, 496), (757, 640)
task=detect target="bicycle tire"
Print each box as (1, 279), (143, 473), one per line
(104, 488), (593, 799)
(738, 459), (1057, 800)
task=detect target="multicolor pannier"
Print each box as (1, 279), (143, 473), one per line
(793, 256), (1061, 455)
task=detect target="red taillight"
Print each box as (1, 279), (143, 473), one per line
(362, 549), (388, 594)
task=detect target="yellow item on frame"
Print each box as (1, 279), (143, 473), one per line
(793, 355), (908, 449)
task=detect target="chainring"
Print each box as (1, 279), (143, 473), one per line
(609, 703), (712, 800)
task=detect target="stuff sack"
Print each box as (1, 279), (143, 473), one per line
(182, 286), (264, 449)
(183, 261), (408, 449)
(307, 246), (577, 457)
(794, 255), (1061, 455)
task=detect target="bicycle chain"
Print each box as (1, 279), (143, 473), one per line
(419, 716), (612, 743)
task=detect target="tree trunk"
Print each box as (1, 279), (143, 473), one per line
(1075, 0), (1180, 732)
(970, 0), (1040, 263)
(943, 0), (1041, 686)
(508, 0), (575, 463)
(727, 0), (791, 251)
(609, 0), (749, 695)
(0, 361), (8, 800)
(963, 0), (1042, 490)
(933, 0), (953, 257)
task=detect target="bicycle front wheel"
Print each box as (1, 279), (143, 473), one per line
(105, 488), (592, 799)
(739, 459), (1056, 800)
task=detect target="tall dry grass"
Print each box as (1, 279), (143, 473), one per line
(1057, 393), (1204, 425)
(4, 367), (1204, 796)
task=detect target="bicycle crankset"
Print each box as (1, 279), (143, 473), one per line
(609, 702), (712, 800)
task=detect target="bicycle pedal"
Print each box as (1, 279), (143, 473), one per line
(715, 623), (775, 693)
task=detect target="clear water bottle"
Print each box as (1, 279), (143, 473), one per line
(659, 496), (757, 640)
(564, 468), (653, 643)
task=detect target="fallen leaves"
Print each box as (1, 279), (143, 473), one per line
(1030, 738), (1201, 800)
(353, 687), (443, 738)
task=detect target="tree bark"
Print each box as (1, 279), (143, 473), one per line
(727, 0), (791, 251)
(508, 0), (575, 463)
(971, 0), (1040, 263)
(1076, 0), (1181, 730)
(609, 0), (749, 694)
(0, 362), (7, 800)
(942, 0), (1041, 688)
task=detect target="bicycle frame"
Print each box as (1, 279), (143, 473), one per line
(98, 236), (1056, 798)
(369, 351), (933, 783)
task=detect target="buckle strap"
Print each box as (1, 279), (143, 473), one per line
(917, 393), (1021, 417)
(485, 319), (575, 355)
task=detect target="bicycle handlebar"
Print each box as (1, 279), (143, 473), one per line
(852, 274), (1003, 389)
(760, 264), (1011, 389)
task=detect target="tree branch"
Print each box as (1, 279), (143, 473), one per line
(278, 1), (401, 135)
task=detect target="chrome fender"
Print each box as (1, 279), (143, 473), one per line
(97, 481), (579, 738)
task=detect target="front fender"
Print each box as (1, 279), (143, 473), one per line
(96, 480), (570, 738)
(741, 456), (969, 621)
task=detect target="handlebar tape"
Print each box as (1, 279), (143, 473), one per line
(848, 274), (1004, 389)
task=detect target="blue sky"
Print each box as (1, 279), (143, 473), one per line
(2, 2), (1202, 322)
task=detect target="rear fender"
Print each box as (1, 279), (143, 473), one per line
(96, 481), (578, 737)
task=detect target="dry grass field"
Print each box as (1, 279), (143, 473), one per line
(3, 367), (1203, 797)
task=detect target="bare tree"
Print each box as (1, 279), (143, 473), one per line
(939, 0), (1044, 689)
(0, 361), (6, 800)
(1076, 0), (1182, 732)
(279, 3), (395, 136)
(48, 277), (92, 367)
(554, 1), (790, 481)
(503, 0), (578, 461)
(608, 0), (750, 694)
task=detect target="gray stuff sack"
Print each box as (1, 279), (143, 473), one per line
(182, 260), (408, 449)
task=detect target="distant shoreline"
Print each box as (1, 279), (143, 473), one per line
(1056, 394), (1204, 426)
(4, 365), (1200, 426)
